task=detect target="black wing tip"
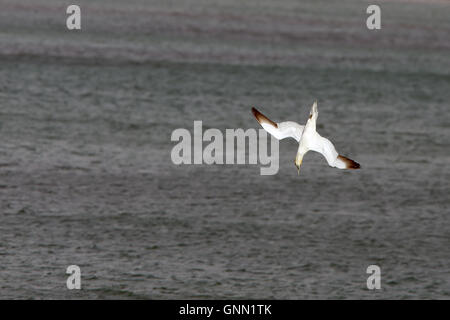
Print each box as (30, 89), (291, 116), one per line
(338, 155), (361, 169)
(350, 161), (361, 169)
(251, 107), (260, 121)
(251, 107), (278, 128)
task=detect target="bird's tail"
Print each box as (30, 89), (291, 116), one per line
(304, 101), (318, 132)
(336, 155), (360, 169)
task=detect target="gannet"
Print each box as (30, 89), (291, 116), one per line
(251, 101), (360, 174)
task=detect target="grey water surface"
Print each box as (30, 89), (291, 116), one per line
(0, 0), (449, 299)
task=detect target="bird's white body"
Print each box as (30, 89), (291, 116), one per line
(251, 101), (360, 173)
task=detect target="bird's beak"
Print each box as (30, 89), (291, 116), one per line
(294, 158), (302, 175)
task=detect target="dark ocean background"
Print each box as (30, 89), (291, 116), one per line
(0, 0), (449, 299)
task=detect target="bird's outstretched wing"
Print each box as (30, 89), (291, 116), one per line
(309, 135), (360, 169)
(251, 107), (304, 142)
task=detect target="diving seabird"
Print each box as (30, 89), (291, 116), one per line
(252, 101), (360, 174)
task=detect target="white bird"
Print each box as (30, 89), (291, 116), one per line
(251, 101), (360, 174)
